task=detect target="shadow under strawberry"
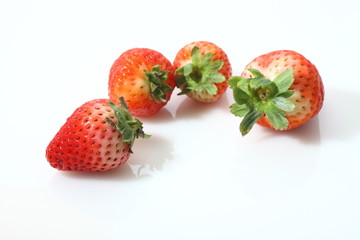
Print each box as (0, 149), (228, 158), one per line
(319, 87), (360, 141)
(50, 170), (147, 222)
(138, 107), (175, 123)
(128, 135), (174, 177)
(54, 163), (139, 181)
(259, 116), (321, 145)
(246, 87), (360, 144)
(174, 91), (231, 120)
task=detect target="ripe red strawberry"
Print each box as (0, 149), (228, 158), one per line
(173, 41), (232, 103)
(46, 98), (149, 172)
(229, 50), (324, 136)
(108, 48), (175, 117)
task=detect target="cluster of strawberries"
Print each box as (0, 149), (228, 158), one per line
(46, 41), (324, 172)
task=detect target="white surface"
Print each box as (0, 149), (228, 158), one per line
(1, 0), (360, 239)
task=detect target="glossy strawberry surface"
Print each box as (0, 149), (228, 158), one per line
(109, 48), (175, 117)
(241, 50), (324, 130)
(46, 98), (149, 172)
(173, 41), (232, 103)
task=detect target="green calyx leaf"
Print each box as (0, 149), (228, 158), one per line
(240, 108), (262, 136)
(106, 97), (151, 153)
(273, 68), (294, 92)
(228, 76), (243, 89)
(228, 68), (295, 135)
(264, 104), (289, 131)
(230, 103), (249, 117)
(247, 68), (265, 78)
(175, 46), (226, 96)
(271, 97), (295, 112)
(144, 65), (173, 103)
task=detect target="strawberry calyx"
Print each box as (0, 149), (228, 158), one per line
(106, 97), (150, 152)
(175, 46), (225, 95)
(144, 65), (173, 103)
(229, 68), (295, 136)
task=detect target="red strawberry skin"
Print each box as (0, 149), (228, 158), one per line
(173, 41), (232, 102)
(46, 99), (130, 172)
(242, 50), (324, 130)
(108, 48), (175, 117)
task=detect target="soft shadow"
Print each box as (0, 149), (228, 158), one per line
(255, 88), (360, 144)
(55, 163), (141, 181)
(54, 135), (174, 181)
(319, 87), (360, 141)
(49, 167), (144, 222)
(129, 135), (174, 175)
(175, 92), (230, 119)
(138, 107), (174, 123)
(260, 116), (321, 145)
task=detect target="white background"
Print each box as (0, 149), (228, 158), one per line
(1, 0), (360, 239)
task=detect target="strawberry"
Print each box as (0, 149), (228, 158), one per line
(229, 50), (324, 136)
(108, 48), (175, 117)
(173, 41), (232, 103)
(46, 97), (149, 172)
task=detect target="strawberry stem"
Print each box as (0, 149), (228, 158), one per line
(175, 46), (225, 96)
(229, 69), (295, 136)
(144, 65), (173, 103)
(106, 97), (150, 152)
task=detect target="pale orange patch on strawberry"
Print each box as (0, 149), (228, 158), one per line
(109, 48), (175, 117)
(173, 41), (232, 103)
(241, 50), (324, 130)
(46, 99), (131, 172)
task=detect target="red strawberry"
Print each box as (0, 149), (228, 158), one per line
(46, 97), (149, 172)
(229, 50), (324, 136)
(173, 41), (232, 103)
(108, 48), (175, 117)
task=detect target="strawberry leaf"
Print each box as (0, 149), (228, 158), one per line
(106, 117), (119, 131)
(175, 66), (184, 75)
(191, 46), (201, 65)
(250, 77), (271, 89)
(230, 103), (249, 117)
(203, 84), (218, 95)
(228, 76), (243, 89)
(237, 78), (252, 96)
(145, 65), (173, 103)
(183, 64), (193, 76)
(121, 126), (135, 145)
(177, 87), (191, 95)
(267, 82), (280, 97)
(264, 104), (289, 130)
(175, 46), (226, 97)
(233, 87), (250, 105)
(204, 60), (223, 72)
(272, 69), (294, 92)
(271, 97), (295, 112)
(119, 96), (129, 111)
(247, 68), (265, 78)
(229, 69), (296, 135)
(107, 97), (150, 152)
(240, 108), (262, 136)
(276, 90), (295, 98)
(176, 75), (186, 88)
(207, 72), (225, 83)
(161, 83), (173, 93)
(201, 52), (215, 66)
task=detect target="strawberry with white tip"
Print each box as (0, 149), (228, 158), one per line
(46, 97), (150, 172)
(229, 50), (324, 136)
(173, 41), (232, 103)
(108, 48), (175, 117)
